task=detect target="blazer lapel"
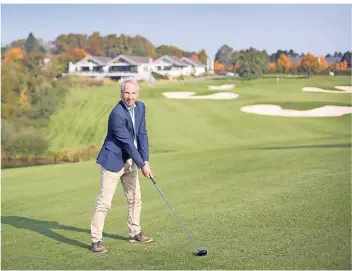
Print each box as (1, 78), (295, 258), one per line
(119, 100), (134, 136)
(135, 104), (141, 136)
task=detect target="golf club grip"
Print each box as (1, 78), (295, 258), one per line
(150, 176), (156, 184)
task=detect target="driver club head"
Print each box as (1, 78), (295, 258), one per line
(194, 249), (208, 256)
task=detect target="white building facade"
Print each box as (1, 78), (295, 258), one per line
(67, 54), (207, 81)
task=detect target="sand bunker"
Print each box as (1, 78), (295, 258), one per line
(163, 92), (239, 100)
(208, 84), (235, 90)
(335, 86), (352, 92)
(241, 104), (352, 117)
(302, 86), (352, 93)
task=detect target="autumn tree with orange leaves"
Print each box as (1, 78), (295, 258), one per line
(335, 60), (348, 71)
(276, 54), (292, 75)
(318, 56), (329, 71)
(267, 62), (277, 72)
(71, 48), (89, 61)
(58, 48), (89, 74)
(300, 53), (319, 78)
(214, 60), (225, 72)
(5, 48), (25, 62)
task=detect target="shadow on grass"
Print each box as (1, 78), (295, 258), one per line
(1, 216), (128, 249)
(258, 143), (351, 150)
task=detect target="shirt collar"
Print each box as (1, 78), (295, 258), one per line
(122, 100), (137, 111)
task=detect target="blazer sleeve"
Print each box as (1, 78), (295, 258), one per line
(137, 103), (149, 162)
(109, 111), (145, 169)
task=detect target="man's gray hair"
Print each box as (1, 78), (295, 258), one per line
(120, 77), (139, 93)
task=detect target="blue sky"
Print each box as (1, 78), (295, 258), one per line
(1, 4), (351, 59)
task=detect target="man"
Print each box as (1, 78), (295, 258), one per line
(90, 77), (153, 253)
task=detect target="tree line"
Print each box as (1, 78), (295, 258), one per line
(2, 32), (209, 76)
(213, 44), (351, 78)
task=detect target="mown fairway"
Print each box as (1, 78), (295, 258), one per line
(2, 76), (351, 270)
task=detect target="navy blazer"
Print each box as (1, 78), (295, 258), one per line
(96, 100), (149, 172)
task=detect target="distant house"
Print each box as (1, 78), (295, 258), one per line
(181, 57), (207, 76)
(68, 54), (154, 81)
(153, 55), (207, 77)
(106, 55), (154, 80)
(69, 55), (111, 73)
(153, 55), (189, 77)
(67, 53), (208, 81)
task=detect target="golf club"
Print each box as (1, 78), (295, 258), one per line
(149, 176), (208, 256)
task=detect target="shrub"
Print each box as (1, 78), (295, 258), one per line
(1, 144), (99, 169)
(56, 76), (104, 88)
(87, 78), (104, 87)
(331, 69), (351, 76)
(151, 71), (164, 80)
(3, 127), (49, 158)
(103, 78), (117, 85)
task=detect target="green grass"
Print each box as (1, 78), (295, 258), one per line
(2, 76), (351, 270)
(45, 76), (351, 151)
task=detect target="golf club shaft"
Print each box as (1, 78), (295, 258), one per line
(150, 177), (200, 250)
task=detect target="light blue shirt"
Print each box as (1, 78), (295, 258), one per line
(122, 100), (149, 166)
(123, 101), (138, 149)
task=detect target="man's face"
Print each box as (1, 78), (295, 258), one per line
(121, 81), (139, 108)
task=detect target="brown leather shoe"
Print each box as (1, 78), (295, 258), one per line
(91, 241), (108, 253)
(128, 232), (153, 244)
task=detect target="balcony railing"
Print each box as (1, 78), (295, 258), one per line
(67, 71), (140, 77)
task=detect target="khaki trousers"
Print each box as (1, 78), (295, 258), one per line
(90, 159), (142, 243)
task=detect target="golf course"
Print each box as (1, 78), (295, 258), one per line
(2, 75), (351, 270)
